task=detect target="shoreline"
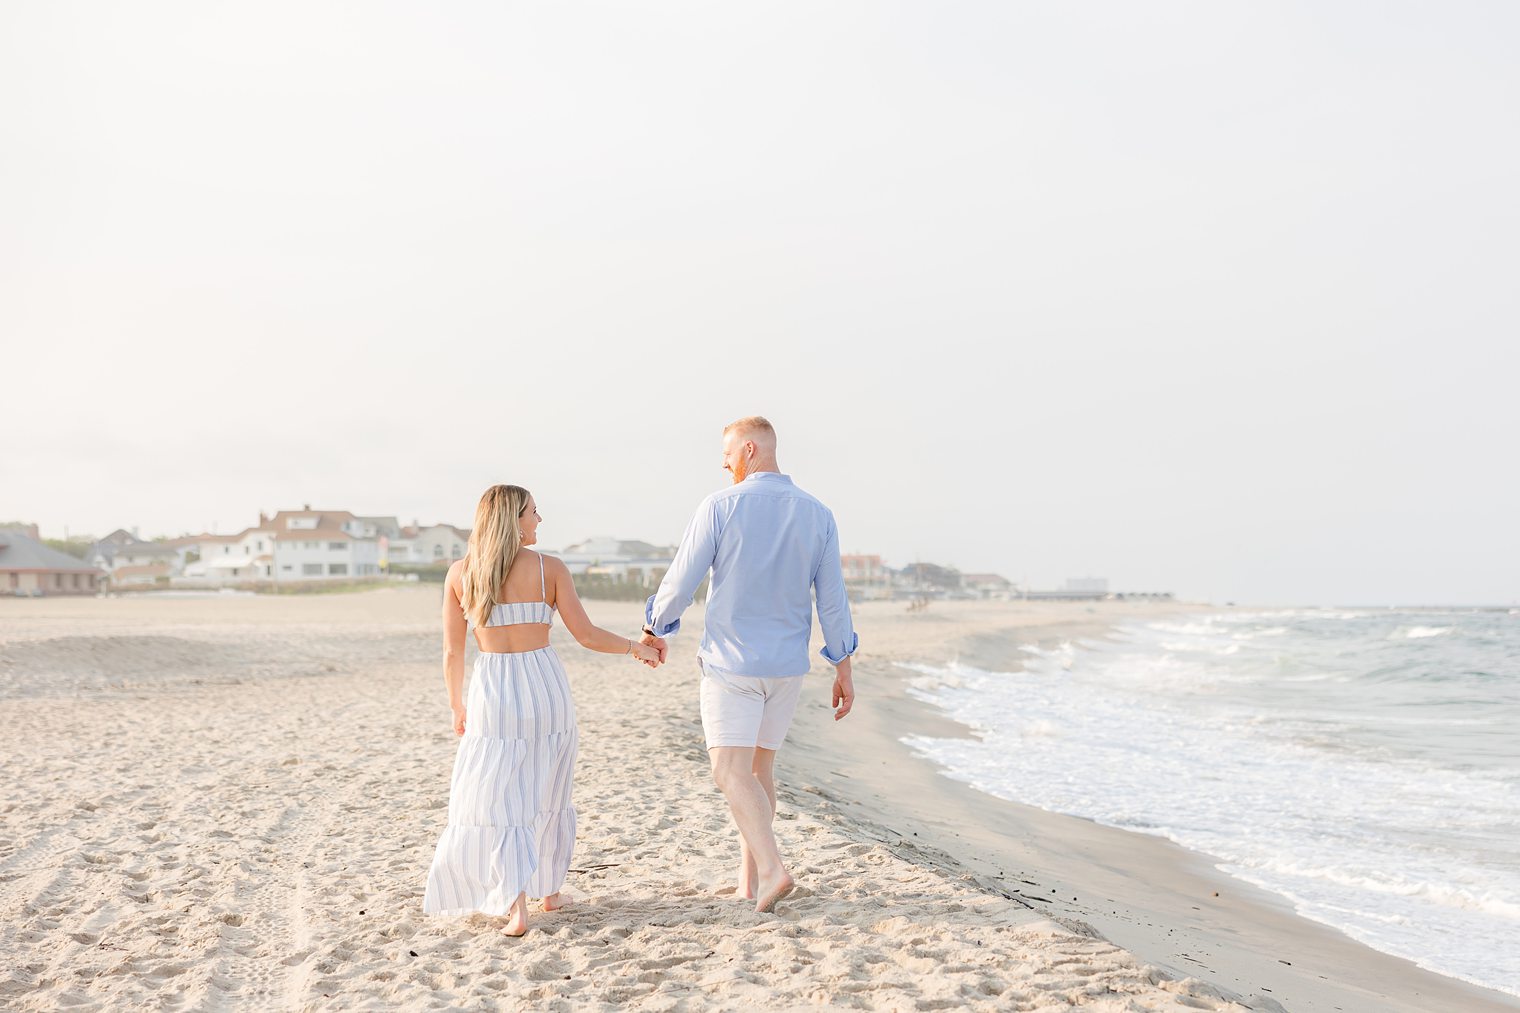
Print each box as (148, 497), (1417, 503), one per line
(783, 599), (1518, 1012)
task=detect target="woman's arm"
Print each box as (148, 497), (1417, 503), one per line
(549, 557), (661, 665)
(441, 560), (469, 733)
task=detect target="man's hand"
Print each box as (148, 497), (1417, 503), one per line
(831, 661), (854, 721)
(639, 631), (668, 665)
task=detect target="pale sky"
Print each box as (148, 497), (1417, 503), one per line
(3, 2), (1517, 606)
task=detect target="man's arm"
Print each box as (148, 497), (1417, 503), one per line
(813, 512), (859, 668)
(813, 512), (859, 720)
(643, 497), (720, 643)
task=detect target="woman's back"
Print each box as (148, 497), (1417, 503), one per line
(464, 549), (556, 654)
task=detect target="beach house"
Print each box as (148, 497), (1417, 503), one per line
(88, 530), (183, 585)
(841, 554), (893, 600)
(553, 537), (677, 587)
(264, 508), (382, 581)
(389, 523), (470, 567)
(1, 527), (104, 596)
(961, 573), (1016, 600)
(180, 508), (383, 585)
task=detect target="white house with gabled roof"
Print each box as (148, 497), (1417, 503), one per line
(267, 508), (381, 580)
(185, 507), (382, 584)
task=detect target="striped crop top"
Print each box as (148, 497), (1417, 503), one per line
(466, 552), (556, 628)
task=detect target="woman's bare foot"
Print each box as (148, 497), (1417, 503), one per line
(502, 892), (528, 937)
(541, 892), (572, 912)
(754, 870), (795, 914)
(735, 861), (758, 900)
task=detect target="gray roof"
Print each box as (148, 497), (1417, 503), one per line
(560, 538), (674, 558)
(0, 529), (104, 573)
(358, 516), (403, 537)
(103, 542), (179, 557)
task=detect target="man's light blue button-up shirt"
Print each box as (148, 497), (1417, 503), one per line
(645, 472), (859, 678)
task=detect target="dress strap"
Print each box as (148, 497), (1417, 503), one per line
(538, 552), (547, 603)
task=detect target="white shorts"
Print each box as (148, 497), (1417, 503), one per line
(699, 663), (805, 751)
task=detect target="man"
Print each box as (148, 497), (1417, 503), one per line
(641, 416), (857, 914)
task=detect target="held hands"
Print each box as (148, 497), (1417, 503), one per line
(630, 640), (662, 668)
(638, 631), (668, 665)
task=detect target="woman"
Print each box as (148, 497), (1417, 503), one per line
(422, 484), (660, 936)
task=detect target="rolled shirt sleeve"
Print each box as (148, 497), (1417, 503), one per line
(813, 512), (859, 664)
(645, 497), (720, 638)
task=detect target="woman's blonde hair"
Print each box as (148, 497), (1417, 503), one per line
(460, 484), (532, 628)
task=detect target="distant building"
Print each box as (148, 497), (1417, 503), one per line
(357, 516), (403, 540)
(841, 554), (892, 600)
(160, 534), (215, 571)
(111, 564), (173, 587)
(88, 529), (142, 562)
(894, 562), (962, 594)
(179, 507), (383, 585)
(392, 524), (470, 567)
(961, 573), (1015, 600)
(87, 529), (202, 586)
(265, 508), (382, 580)
(194, 528), (274, 582)
(1064, 576), (1109, 593)
(555, 537), (676, 586)
(1, 528), (104, 596)
(106, 544), (180, 573)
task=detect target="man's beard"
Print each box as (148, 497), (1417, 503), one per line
(731, 455), (748, 484)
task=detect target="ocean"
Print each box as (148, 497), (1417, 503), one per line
(901, 608), (1520, 999)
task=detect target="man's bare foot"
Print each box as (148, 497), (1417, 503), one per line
(502, 893), (528, 936)
(541, 892), (572, 912)
(754, 871), (795, 914)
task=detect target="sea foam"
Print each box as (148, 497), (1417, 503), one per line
(902, 609), (1520, 998)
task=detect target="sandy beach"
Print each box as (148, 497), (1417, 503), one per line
(1, 589), (1512, 1011)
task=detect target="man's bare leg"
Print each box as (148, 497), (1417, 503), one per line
(736, 747), (779, 899)
(710, 746), (793, 912)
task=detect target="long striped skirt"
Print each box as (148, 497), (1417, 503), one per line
(422, 646), (578, 916)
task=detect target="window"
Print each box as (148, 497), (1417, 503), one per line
(72, 574), (80, 588)
(433, 545), (444, 558)
(55, 574), (63, 588)
(256, 540), (264, 551)
(302, 563), (323, 576)
(282, 565), (293, 572)
(328, 542), (345, 551)
(328, 563), (347, 576)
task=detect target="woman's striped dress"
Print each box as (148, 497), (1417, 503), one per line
(423, 569), (577, 916)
